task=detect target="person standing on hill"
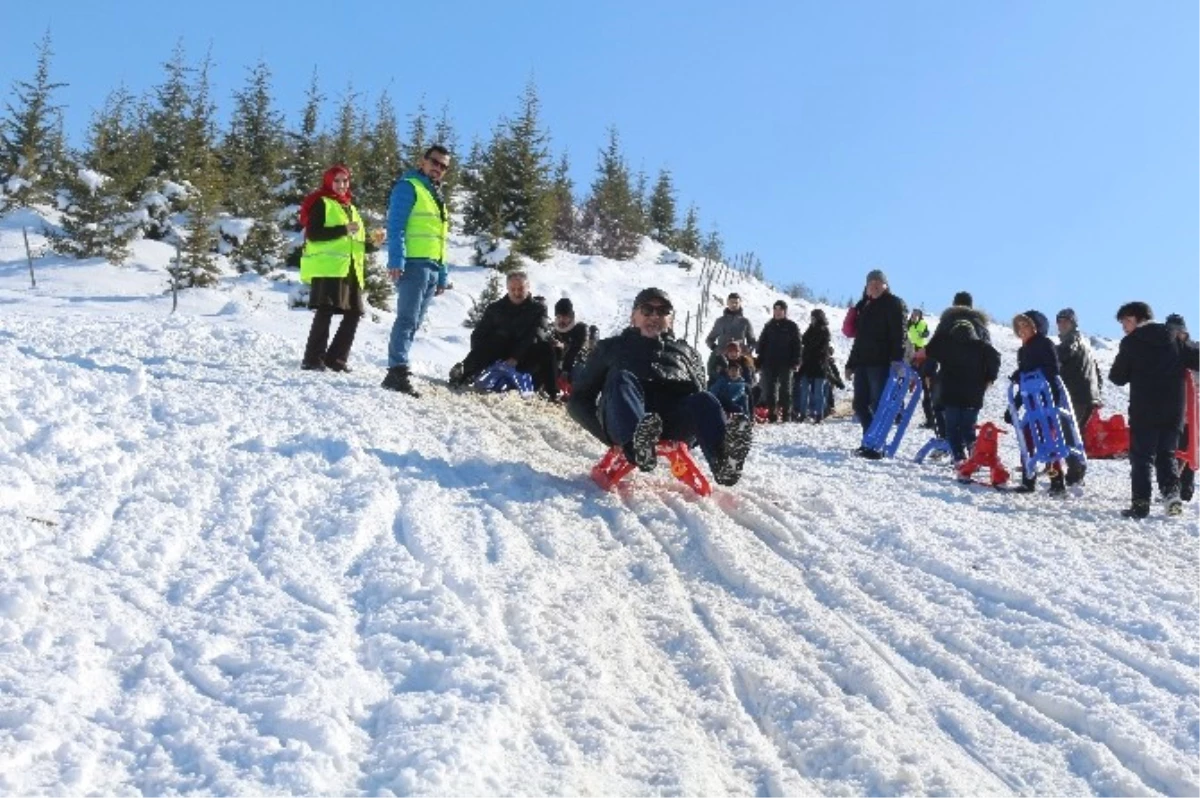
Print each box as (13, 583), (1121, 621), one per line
(845, 269), (906, 449)
(1165, 314), (1197, 502)
(298, 165), (368, 373)
(704, 292), (756, 384)
(381, 145), (452, 398)
(755, 300), (801, 422)
(796, 308), (832, 422)
(1054, 308), (1102, 429)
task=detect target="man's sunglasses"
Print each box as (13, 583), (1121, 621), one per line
(638, 303), (672, 317)
(426, 158), (450, 170)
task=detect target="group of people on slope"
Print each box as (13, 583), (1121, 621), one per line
(704, 292), (844, 424)
(842, 267), (1198, 519)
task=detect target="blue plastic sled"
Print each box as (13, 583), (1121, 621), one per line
(914, 437), (954, 463)
(861, 362), (924, 458)
(472, 361), (535, 398)
(1007, 370), (1087, 479)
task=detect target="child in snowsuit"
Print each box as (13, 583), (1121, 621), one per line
(712, 359), (752, 417)
(924, 318), (1001, 465)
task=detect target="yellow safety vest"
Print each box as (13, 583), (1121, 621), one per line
(404, 177), (448, 263)
(299, 198), (365, 286)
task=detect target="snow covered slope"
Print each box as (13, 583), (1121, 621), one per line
(0, 211), (1196, 796)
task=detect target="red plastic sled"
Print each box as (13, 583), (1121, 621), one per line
(1083, 411), (1131, 459)
(956, 421), (1011, 487)
(1177, 374), (1198, 471)
(591, 441), (712, 496)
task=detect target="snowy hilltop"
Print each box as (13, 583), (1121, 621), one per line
(0, 208), (1197, 796)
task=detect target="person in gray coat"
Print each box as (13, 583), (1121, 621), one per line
(1055, 308), (1102, 428)
(705, 292), (757, 382)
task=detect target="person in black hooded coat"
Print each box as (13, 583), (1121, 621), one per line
(1110, 302), (1200, 518)
(925, 318), (1001, 463)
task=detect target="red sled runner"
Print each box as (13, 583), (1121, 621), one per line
(1177, 374), (1198, 471)
(1083, 411), (1131, 459)
(592, 441), (712, 496)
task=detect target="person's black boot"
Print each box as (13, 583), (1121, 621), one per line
(626, 413), (663, 472)
(381, 366), (420, 397)
(713, 414), (754, 486)
(1120, 500), (1151, 519)
(1065, 458), (1086, 487)
(1013, 475), (1037, 494)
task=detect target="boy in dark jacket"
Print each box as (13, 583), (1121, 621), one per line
(756, 300), (802, 422)
(1009, 310), (1082, 494)
(711, 360), (752, 417)
(1109, 302), (1200, 518)
(924, 319), (1001, 465)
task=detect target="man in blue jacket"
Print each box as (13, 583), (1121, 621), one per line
(382, 145), (452, 397)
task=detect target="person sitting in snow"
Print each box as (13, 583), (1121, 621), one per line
(567, 287), (753, 487)
(711, 359), (752, 417)
(549, 297), (589, 391)
(1109, 303), (1200, 519)
(447, 270), (556, 397)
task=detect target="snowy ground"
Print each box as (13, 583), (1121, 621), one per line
(0, 211), (1197, 796)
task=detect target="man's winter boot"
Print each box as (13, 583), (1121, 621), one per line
(714, 414), (754, 487)
(1065, 458), (1086, 487)
(626, 413), (663, 472)
(381, 366), (420, 397)
(1165, 491), (1183, 517)
(1120, 500), (1151, 520)
(1013, 475), (1037, 494)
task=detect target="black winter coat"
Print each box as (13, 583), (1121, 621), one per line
(552, 321), (590, 377)
(846, 292), (906, 369)
(1110, 323), (1199, 428)
(925, 327), (1001, 409)
(756, 318), (802, 371)
(799, 323), (831, 378)
(470, 296), (550, 363)
(568, 328), (707, 443)
(930, 306), (991, 347)
(1056, 329), (1102, 417)
(1013, 334), (1059, 382)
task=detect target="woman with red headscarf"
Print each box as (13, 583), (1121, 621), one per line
(298, 165), (371, 372)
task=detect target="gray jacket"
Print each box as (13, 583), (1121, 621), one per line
(1056, 328), (1102, 416)
(704, 309), (757, 352)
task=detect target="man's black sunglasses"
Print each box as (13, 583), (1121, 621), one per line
(638, 303), (672, 317)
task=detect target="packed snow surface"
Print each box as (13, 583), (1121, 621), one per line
(0, 212), (1196, 796)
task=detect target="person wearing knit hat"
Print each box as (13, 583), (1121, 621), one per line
(567, 286), (755, 487)
(549, 297), (587, 394)
(847, 266), (907, 453)
(1165, 313), (1189, 340)
(1055, 308), (1102, 431)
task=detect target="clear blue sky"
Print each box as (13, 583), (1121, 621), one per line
(4, 0), (1196, 334)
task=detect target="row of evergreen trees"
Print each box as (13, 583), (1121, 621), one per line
(1, 35), (731, 310)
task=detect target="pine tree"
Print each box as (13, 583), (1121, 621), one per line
(359, 90), (402, 214)
(404, 98), (428, 171)
(363, 249), (394, 312)
(0, 31), (68, 207)
(186, 49), (218, 175)
(550, 152), (585, 253)
(223, 59), (285, 216)
(464, 272), (503, 328)
(632, 167), (649, 235)
(231, 196), (287, 275)
(676, 203), (702, 256)
(148, 41), (194, 180)
(702, 226), (724, 264)
(647, 168), (677, 246)
(432, 103), (459, 203)
(462, 122), (511, 240)
(506, 81), (554, 261)
(328, 87), (363, 178)
(53, 166), (137, 264)
(284, 69), (325, 208)
(175, 152), (223, 288)
(581, 127), (641, 260)
(85, 87), (153, 202)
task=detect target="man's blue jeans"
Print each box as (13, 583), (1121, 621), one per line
(387, 264), (440, 368)
(852, 365), (889, 433)
(602, 370), (727, 465)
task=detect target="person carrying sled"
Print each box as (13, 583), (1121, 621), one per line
(448, 271), (556, 397)
(1165, 314), (1197, 502)
(1054, 308), (1103, 429)
(924, 318), (1001, 466)
(845, 269), (906, 451)
(382, 145), (452, 397)
(1008, 310), (1085, 494)
(755, 300), (802, 422)
(1109, 303), (1200, 519)
(567, 287), (753, 487)
(298, 165), (370, 373)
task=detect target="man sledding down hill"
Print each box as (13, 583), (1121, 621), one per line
(567, 287), (753, 487)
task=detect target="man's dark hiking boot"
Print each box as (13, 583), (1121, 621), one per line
(382, 366), (420, 397)
(1013, 475), (1037, 494)
(854, 445), (883, 460)
(626, 413), (663, 472)
(325, 359), (352, 373)
(1065, 458), (1086, 487)
(714, 413), (754, 487)
(1120, 500), (1151, 520)
(301, 360), (327, 372)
